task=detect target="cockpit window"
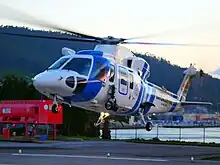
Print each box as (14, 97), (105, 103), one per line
(62, 58), (92, 76)
(90, 61), (108, 81)
(48, 57), (70, 70)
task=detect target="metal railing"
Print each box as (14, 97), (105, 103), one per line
(107, 125), (220, 144)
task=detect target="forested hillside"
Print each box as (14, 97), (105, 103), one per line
(1, 26), (220, 110)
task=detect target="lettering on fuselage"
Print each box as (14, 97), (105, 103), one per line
(156, 96), (172, 107)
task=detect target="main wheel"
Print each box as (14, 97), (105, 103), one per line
(145, 122), (153, 132)
(105, 101), (113, 110)
(105, 98), (115, 110)
(51, 103), (59, 113)
(105, 98), (118, 111)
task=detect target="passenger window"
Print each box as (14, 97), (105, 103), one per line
(109, 65), (115, 82)
(119, 67), (128, 85)
(119, 66), (128, 95)
(128, 73), (134, 89)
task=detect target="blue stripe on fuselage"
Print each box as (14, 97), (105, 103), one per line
(63, 78), (103, 103)
(71, 80), (102, 102)
(143, 86), (156, 114)
(149, 87), (156, 102)
(118, 82), (144, 115)
(169, 102), (177, 112)
(172, 94), (178, 99)
(145, 85), (150, 102)
(141, 62), (148, 79)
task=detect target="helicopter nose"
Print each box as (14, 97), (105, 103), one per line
(32, 73), (50, 88)
(33, 71), (77, 96)
(33, 72), (58, 89)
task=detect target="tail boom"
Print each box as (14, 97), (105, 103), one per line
(177, 64), (197, 101)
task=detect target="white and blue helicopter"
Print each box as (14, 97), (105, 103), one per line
(0, 4), (214, 131)
(32, 45), (212, 132)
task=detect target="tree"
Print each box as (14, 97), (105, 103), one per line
(0, 74), (41, 100)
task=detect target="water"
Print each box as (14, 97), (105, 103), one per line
(109, 127), (220, 143)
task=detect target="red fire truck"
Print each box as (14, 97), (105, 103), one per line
(0, 100), (63, 140)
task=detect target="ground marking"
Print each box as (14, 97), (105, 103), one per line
(12, 153), (168, 162)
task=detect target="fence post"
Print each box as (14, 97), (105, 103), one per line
(114, 128), (117, 139)
(179, 127), (181, 141)
(135, 127), (137, 139)
(203, 127), (205, 143)
(156, 124), (159, 138)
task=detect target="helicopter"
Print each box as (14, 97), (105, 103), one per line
(0, 4), (214, 131)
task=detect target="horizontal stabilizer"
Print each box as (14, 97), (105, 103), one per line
(181, 101), (213, 107)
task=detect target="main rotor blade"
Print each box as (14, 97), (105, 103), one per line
(0, 3), (102, 40)
(121, 41), (220, 47)
(0, 32), (99, 43)
(123, 31), (171, 41)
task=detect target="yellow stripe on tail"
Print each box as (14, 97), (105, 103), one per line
(177, 64), (197, 101)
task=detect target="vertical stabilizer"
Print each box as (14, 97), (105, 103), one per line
(177, 64), (197, 101)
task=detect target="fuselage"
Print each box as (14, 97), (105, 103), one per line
(33, 49), (183, 117)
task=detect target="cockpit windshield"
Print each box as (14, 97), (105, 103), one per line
(48, 57), (70, 70)
(62, 57), (92, 76)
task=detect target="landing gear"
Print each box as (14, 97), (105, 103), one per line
(51, 103), (59, 113)
(138, 109), (153, 132)
(105, 98), (118, 111)
(105, 85), (118, 111)
(94, 112), (110, 127)
(145, 121), (153, 132)
(51, 96), (59, 113)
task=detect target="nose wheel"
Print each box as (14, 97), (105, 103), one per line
(105, 85), (118, 112)
(94, 112), (110, 127)
(51, 103), (59, 113)
(51, 95), (59, 113)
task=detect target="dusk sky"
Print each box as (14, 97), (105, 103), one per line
(0, 0), (220, 76)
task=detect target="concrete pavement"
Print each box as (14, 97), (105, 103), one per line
(0, 141), (219, 165)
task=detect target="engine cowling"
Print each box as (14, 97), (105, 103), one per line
(122, 56), (150, 81)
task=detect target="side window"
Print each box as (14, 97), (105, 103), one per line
(109, 65), (115, 82)
(119, 66), (128, 95)
(128, 73), (134, 89)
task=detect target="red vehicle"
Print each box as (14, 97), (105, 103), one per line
(0, 100), (63, 139)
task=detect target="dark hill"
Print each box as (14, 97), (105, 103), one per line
(0, 26), (96, 75)
(0, 26), (220, 111)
